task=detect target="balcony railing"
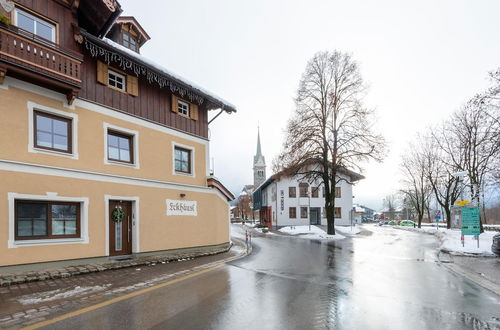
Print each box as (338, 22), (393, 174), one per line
(0, 24), (82, 86)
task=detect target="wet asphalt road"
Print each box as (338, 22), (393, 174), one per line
(42, 225), (500, 330)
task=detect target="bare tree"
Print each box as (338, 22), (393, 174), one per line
(383, 194), (398, 220)
(400, 142), (432, 228)
(275, 51), (386, 234)
(423, 130), (462, 229)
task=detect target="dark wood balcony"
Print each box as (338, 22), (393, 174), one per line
(0, 24), (83, 103)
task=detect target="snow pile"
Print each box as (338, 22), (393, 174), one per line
(336, 225), (361, 235)
(278, 226), (345, 240)
(398, 226), (497, 256)
(18, 285), (111, 305)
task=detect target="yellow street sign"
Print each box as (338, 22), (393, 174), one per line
(455, 200), (470, 207)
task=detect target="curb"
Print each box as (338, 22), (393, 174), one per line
(437, 252), (500, 296)
(0, 239), (250, 287)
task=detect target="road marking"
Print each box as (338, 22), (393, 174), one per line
(23, 263), (225, 330)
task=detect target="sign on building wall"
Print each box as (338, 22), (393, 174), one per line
(280, 190), (284, 212)
(166, 200), (197, 216)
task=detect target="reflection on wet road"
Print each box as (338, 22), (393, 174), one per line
(44, 225), (500, 329)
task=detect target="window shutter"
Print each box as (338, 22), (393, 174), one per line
(127, 75), (139, 96)
(171, 94), (178, 113)
(190, 103), (199, 120)
(97, 61), (107, 85)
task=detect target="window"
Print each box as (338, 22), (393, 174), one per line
(289, 207), (296, 219)
(108, 69), (126, 91)
(311, 187), (319, 198)
(178, 100), (190, 117)
(334, 207), (341, 218)
(107, 131), (133, 163)
(14, 8), (56, 42)
(15, 200), (80, 239)
(335, 187), (341, 198)
(34, 111), (71, 153)
(299, 183), (309, 198)
(122, 31), (138, 52)
(301, 207), (308, 219)
(288, 187), (296, 198)
(175, 146), (191, 174)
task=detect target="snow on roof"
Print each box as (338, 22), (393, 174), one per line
(100, 37), (236, 112)
(239, 191), (248, 196)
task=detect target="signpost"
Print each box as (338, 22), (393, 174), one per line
(434, 210), (441, 230)
(461, 206), (480, 248)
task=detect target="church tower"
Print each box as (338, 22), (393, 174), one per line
(253, 128), (266, 187)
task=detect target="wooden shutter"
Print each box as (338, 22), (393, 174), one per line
(97, 61), (107, 85)
(190, 103), (198, 120)
(127, 75), (139, 96)
(171, 94), (178, 113)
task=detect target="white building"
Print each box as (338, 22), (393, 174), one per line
(253, 166), (364, 228)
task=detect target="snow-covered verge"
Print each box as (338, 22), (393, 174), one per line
(397, 226), (497, 257)
(278, 225), (346, 240)
(336, 225), (361, 235)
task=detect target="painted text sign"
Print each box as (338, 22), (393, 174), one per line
(461, 207), (480, 236)
(166, 200), (197, 216)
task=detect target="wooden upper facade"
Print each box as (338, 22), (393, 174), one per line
(0, 0), (235, 139)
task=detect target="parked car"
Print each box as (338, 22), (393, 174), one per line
(388, 220), (397, 226)
(400, 220), (416, 227)
(492, 233), (500, 256)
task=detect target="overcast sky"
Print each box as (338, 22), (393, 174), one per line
(120, 0), (500, 210)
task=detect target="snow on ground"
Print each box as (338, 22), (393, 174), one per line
(278, 225), (346, 240)
(17, 285), (111, 305)
(397, 226), (496, 256)
(336, 225), (361, 235)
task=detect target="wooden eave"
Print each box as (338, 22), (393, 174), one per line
(115, 16), (150, 46)
(82, 31), (237, 113)
(207, 177), (235, 202)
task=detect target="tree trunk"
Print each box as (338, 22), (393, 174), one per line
(445, 208), (451, 229)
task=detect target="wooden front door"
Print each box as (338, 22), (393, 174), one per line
(109, 200), (132, 256)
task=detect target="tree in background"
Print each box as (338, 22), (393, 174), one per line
(424, 129), (462, 229)
(400, 142), (432, 228)
(383, 194), (398, 220)
(275, 51), (386, 234)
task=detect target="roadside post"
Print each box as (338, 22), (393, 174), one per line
(434, 210), (441, 230)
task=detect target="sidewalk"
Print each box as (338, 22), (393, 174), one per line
(0, 237), (250, 328)
(439, 252), (500, 296)
(0, 242), (235, 287)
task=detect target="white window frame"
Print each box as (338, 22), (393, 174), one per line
(172, 142), (195, 177)
(104, 195), (140, 255)
(177, 100), (190, 117)
(8, 192), (89, 248)
(27, 101), (79, 160)
(14, 8), (56, 42)
(107, 69), (126, 91)
(103, 123), (140, 169)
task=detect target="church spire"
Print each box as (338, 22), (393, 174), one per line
(256, 126), (262, 158)
(253, 127), (266, 187)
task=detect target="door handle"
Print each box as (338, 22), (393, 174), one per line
(128, 216), (130, 243)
